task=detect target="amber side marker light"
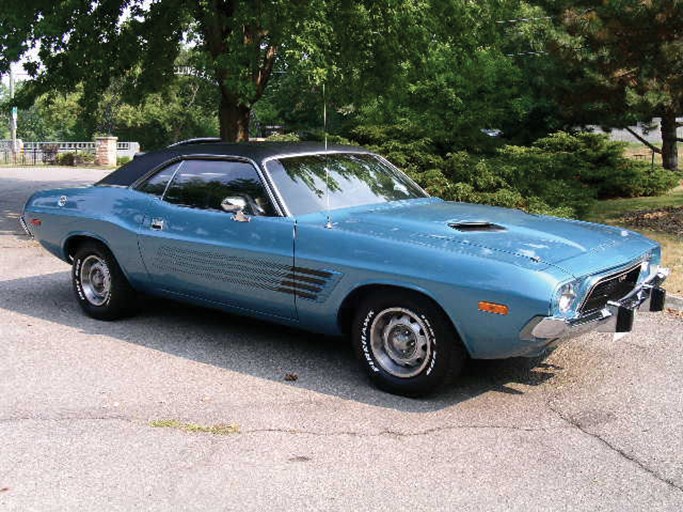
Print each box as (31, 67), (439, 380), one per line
(30, 218), (42, 226)
(478, 301), (509, 315)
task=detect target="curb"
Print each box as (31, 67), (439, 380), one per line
(665, 294), (683, 312)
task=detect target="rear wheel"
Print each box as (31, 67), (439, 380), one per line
(72, 241), (136, 320)
(352, 291), (466, 396)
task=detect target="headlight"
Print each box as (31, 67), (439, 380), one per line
(640, 259), (654, 277)
(557, 282), (577, 314)
(640, 248), (662, 279)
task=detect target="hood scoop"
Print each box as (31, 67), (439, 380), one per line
(449, 221), (506, 233)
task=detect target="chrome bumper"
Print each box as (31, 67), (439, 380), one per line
(522, 268), (670, 341)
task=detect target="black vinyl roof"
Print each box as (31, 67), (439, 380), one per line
(97, 141), (369, 187)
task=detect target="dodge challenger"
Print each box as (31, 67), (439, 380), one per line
(20, 140), (669, 396)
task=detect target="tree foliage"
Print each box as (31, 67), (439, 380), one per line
(0, 0), (385, 142)
(5, 75), (218, 148)
(256, 1), (560, 152)
(538, 0), (683, 170)
(1, 0), (679, 212)
(1, 0), (439, 145)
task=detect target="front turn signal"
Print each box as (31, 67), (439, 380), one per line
(478, 301), (509, 315)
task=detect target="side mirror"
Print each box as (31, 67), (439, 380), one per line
(221, 196), (247, 213)
(221, 196), (251, 223)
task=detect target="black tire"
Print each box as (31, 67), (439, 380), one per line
(72, 241), (136, 320)
(351, 290), (466, 397)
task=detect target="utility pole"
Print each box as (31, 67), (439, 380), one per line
(9, 66), (17, 153)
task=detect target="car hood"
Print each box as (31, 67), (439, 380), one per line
(322, 198), (651, 271)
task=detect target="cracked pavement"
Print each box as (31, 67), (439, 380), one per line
(1, 167), (682, 511)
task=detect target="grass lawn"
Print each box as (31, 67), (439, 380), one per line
(586, 186), (683, 224)
(587, 185), (683, 296)
(623, 141), (680, 168)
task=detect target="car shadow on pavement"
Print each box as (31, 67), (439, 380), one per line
(0, 271), (562, 413)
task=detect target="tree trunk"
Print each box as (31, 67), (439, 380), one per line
(660, 111), (679, 171)
(219, 94), (250, 142)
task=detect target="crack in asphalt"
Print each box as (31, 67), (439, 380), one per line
(3, 406), (681, 494)
(0, 415), (137, 425)
(546, 402), (683, 494)
(0, 414), (561, 438)
(240, 423), (560, 438)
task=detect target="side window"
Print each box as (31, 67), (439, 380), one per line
(136, 162), (181, 197)
(163, 159), (276, 216)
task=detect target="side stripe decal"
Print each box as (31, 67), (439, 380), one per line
(154, 245), (341, 302)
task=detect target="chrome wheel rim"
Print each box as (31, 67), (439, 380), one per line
(80, 255), (111, 306)
(369, 307), (432, 378)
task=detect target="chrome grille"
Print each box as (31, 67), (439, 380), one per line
(580, 264), (641, 313)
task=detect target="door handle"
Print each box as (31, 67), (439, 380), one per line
(150, 218), (165, 230)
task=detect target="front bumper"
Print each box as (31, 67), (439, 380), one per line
(521, 268), (670, 341)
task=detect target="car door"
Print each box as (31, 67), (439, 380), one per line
(136, 157), (297, 320)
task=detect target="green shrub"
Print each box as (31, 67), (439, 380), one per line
(350, 124), (445, 174)
(292, 130), (358, 146)
(117, 156), (132, 166)
(411, 169), (466, 201)
(56, 152), (76, 166)
(640, 168), (681, 196)
(534, 131), (624, 167)
(426, 132), (677, 217)
(410, 165), (575, 218)
(74, 152), (95, 166)
(490, 145), (597, 217)
(344, 126), (678, 219)
(266, 132), (302, 142)
(530, 131), (678, 199)
(55, 151), (95, 166)
(578, 160), (679, 198)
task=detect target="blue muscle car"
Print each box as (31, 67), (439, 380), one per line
(20, 140), (669, 396)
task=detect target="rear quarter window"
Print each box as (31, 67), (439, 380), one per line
(136, 162), (181, 197)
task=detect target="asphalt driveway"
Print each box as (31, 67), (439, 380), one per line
(1, 167), (682, 511)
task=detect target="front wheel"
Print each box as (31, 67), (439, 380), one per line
(72, 241), (136, 320)
(352, 291), (466, 397)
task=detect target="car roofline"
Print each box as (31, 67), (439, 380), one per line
(167, 137), (223, 147)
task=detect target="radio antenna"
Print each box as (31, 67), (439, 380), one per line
(323, 82), (328, 150)
(323, 82), (332, 229)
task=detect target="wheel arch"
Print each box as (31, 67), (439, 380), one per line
(336, 283), (471, 356)
(63, 233), (112, 263)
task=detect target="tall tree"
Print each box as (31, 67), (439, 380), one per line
(539, 0), (683, 170)
(0, 0), (372, 142)
(258, 0), (549, 151)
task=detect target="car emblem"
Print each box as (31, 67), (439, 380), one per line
(58, 195), (67, 207)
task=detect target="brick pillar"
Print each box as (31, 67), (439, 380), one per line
(95, 136), (118, 166)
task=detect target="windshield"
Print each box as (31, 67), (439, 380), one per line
(266, 153), (428, 216)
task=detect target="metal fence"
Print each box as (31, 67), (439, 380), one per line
(0, 147), (73, 166)
(0, 140), (140, 166)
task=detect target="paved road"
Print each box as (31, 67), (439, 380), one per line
(1, 167), (682, 511)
